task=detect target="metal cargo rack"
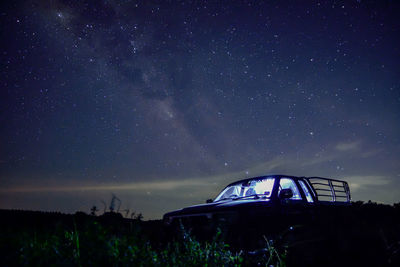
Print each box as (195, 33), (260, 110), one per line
(306, 177), (351, 203)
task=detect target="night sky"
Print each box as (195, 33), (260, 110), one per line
(1, 0), (399, 219)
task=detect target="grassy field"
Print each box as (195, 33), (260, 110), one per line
(0, 210), (260, 266)
(1, 202), (400, 266)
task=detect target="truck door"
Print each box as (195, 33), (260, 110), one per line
(278, 178), (308, 226)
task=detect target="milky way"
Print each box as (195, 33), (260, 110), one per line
(1, 0), (399, 218)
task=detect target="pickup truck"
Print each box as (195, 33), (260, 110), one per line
(163, 174), (352, 249)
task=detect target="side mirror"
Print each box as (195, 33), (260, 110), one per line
(206, 199), (213, 203)
(279, 188), (293, 199)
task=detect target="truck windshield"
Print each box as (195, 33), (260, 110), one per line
(214, 177), (275, 202)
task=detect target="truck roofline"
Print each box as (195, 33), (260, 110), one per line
(225, 174), (299, 187)
(221, 174), (351, 203)
(225, 174), (349, 187)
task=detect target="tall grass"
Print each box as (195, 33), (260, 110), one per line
(4, 218), (291, 266)
(11, 220), (246, 266)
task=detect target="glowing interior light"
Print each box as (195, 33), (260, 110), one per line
(254, 178), (275, 196)
(214, 177), (276, 201)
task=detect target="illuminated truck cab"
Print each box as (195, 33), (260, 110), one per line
(164, 175), (351, 224)
(163, 174), (351, 250)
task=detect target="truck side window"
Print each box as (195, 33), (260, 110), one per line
(279, 178), (302, 200)
(299, 180), (314, 203)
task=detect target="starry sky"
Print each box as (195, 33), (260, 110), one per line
(1, 0), (399, 219)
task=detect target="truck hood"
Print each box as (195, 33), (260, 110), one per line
(164, 198), (272, 219)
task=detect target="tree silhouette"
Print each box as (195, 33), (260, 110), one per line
(90, 205), (98, 216)
(109, 194), (121, 212)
